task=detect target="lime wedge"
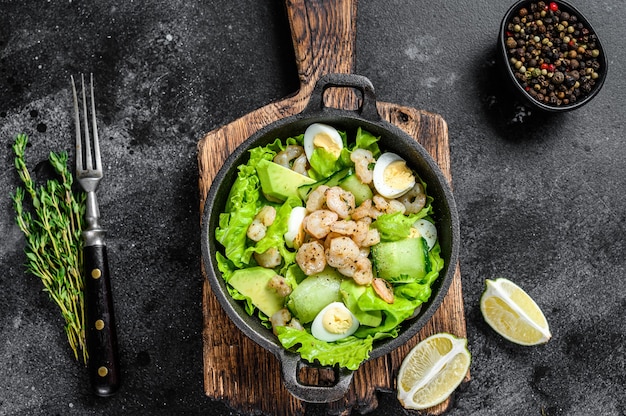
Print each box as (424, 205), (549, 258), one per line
(397, 333), (470, 410)
(480, 278), (551, 346)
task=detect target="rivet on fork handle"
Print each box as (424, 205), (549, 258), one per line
(71, 74), (121, 397)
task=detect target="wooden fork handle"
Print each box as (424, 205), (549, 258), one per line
(84, 244), (120, 396)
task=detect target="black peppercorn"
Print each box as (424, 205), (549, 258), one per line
(507, 37), (517, 49)
(564, 76), (576, 88)
(504, 1), (603, 108)
(552, 71), (565, 84)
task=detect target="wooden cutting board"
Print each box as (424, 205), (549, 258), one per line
(197, 1), (468, 414)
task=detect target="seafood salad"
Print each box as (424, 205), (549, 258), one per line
(215, 124), (444, 370)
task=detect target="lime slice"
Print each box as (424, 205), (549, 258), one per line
(480, 278), (551, 346)
(396, 333), (471, 410)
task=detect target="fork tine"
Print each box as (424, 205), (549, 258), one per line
(89, 73), (101, 172)
(71, 75), (83, 172)
(81, 74), (93, 171)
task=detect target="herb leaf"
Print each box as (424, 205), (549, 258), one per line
(12, 133), (88, 364)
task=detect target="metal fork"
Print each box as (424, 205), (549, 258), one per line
(71, 74), (120, 397)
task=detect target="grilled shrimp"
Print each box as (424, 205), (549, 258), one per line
(372, 277), (394, 303)
(337, 262), (357, 278)
(267, 275), (292, 297)
(360, 228), (380, 247)
(325, 236), (360, 269)
(296, 240), (326, 275)
(373, 195), (406, 215)
(247, 219), (266, 242)
(288, 318), (304, 331)
(306, 185), (329, 212)
(270, 308), (304, 335)
(330, 219), (358, 236)
(270, 308), (291, 335)
(274, 145), (304, 169)
(292, 153), (309, 176)
(246, 205), (277, 241)
(323, 231), (343, 251)
(304, 209), (338, 239)
(351, 198), (385, 221)
(398, 182), (426, 214)
(325, 186), (355, 219)
(352, 256), (374, 285)
(350, 148), (375, 184)
(254, 247), (282, 269)
(337, 258), (369, 282)
(352, 218), (372, 246)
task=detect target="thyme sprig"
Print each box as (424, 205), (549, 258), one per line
(11, 133), (88, 364)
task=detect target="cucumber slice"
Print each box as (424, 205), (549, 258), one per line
(371, 237), (429, 283)
(339, 173), (373, 206)
(297, 168), (351, 201)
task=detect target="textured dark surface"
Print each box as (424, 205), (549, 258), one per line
(1, 1), (624, 415)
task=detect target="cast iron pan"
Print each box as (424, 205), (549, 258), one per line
(201, 73), (460, 403)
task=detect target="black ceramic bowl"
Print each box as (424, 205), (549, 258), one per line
(201, 74), (460, 403)
(498, 0), (607, 112)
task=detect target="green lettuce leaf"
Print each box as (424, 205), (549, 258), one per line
(276, 326), (374, 371)
(354, 127), (381, 157)
(215, 136), (304, 267)
(308, 147), (341, 180)
(308, 130), (351, 180)
(373, 211), (430, 242)
(242, 196), (301, 273)
(347, 284), (419, 339)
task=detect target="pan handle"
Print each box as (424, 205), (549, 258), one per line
(303, 73), (382, 122)
(279, 350), (354, 403)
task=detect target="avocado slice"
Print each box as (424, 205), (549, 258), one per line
(287, 268), (343, 323)
(228, 267), (286, 317)
(256, 159), (316, 202)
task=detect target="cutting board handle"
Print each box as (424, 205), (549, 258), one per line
(303, 73), (381, 121)
(286, 0), (359, 108)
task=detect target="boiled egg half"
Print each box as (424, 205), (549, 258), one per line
(284, 206), (307, 249)
(410, 219), (438, 250)
(311, 302), (359, 342)
(372, 152), (415, 199)
(303, 123), (343, 162)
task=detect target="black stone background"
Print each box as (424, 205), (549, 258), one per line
(1, 1), (625, 415)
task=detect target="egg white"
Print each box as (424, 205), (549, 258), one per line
(310, 302), (359, 342)
(284, 206), (307, 249)
(303, 123), (343, 162)
(412, 219), (437, 250)
(372, 152), (415, 199)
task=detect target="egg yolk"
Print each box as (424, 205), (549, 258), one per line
(383, 160), (414, 190)
(313, 133), (342, 158)
(409, 227), (421, 238)
(322, 306), (353, 334)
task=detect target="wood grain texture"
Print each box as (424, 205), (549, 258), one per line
(197, 0), (468, 414)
